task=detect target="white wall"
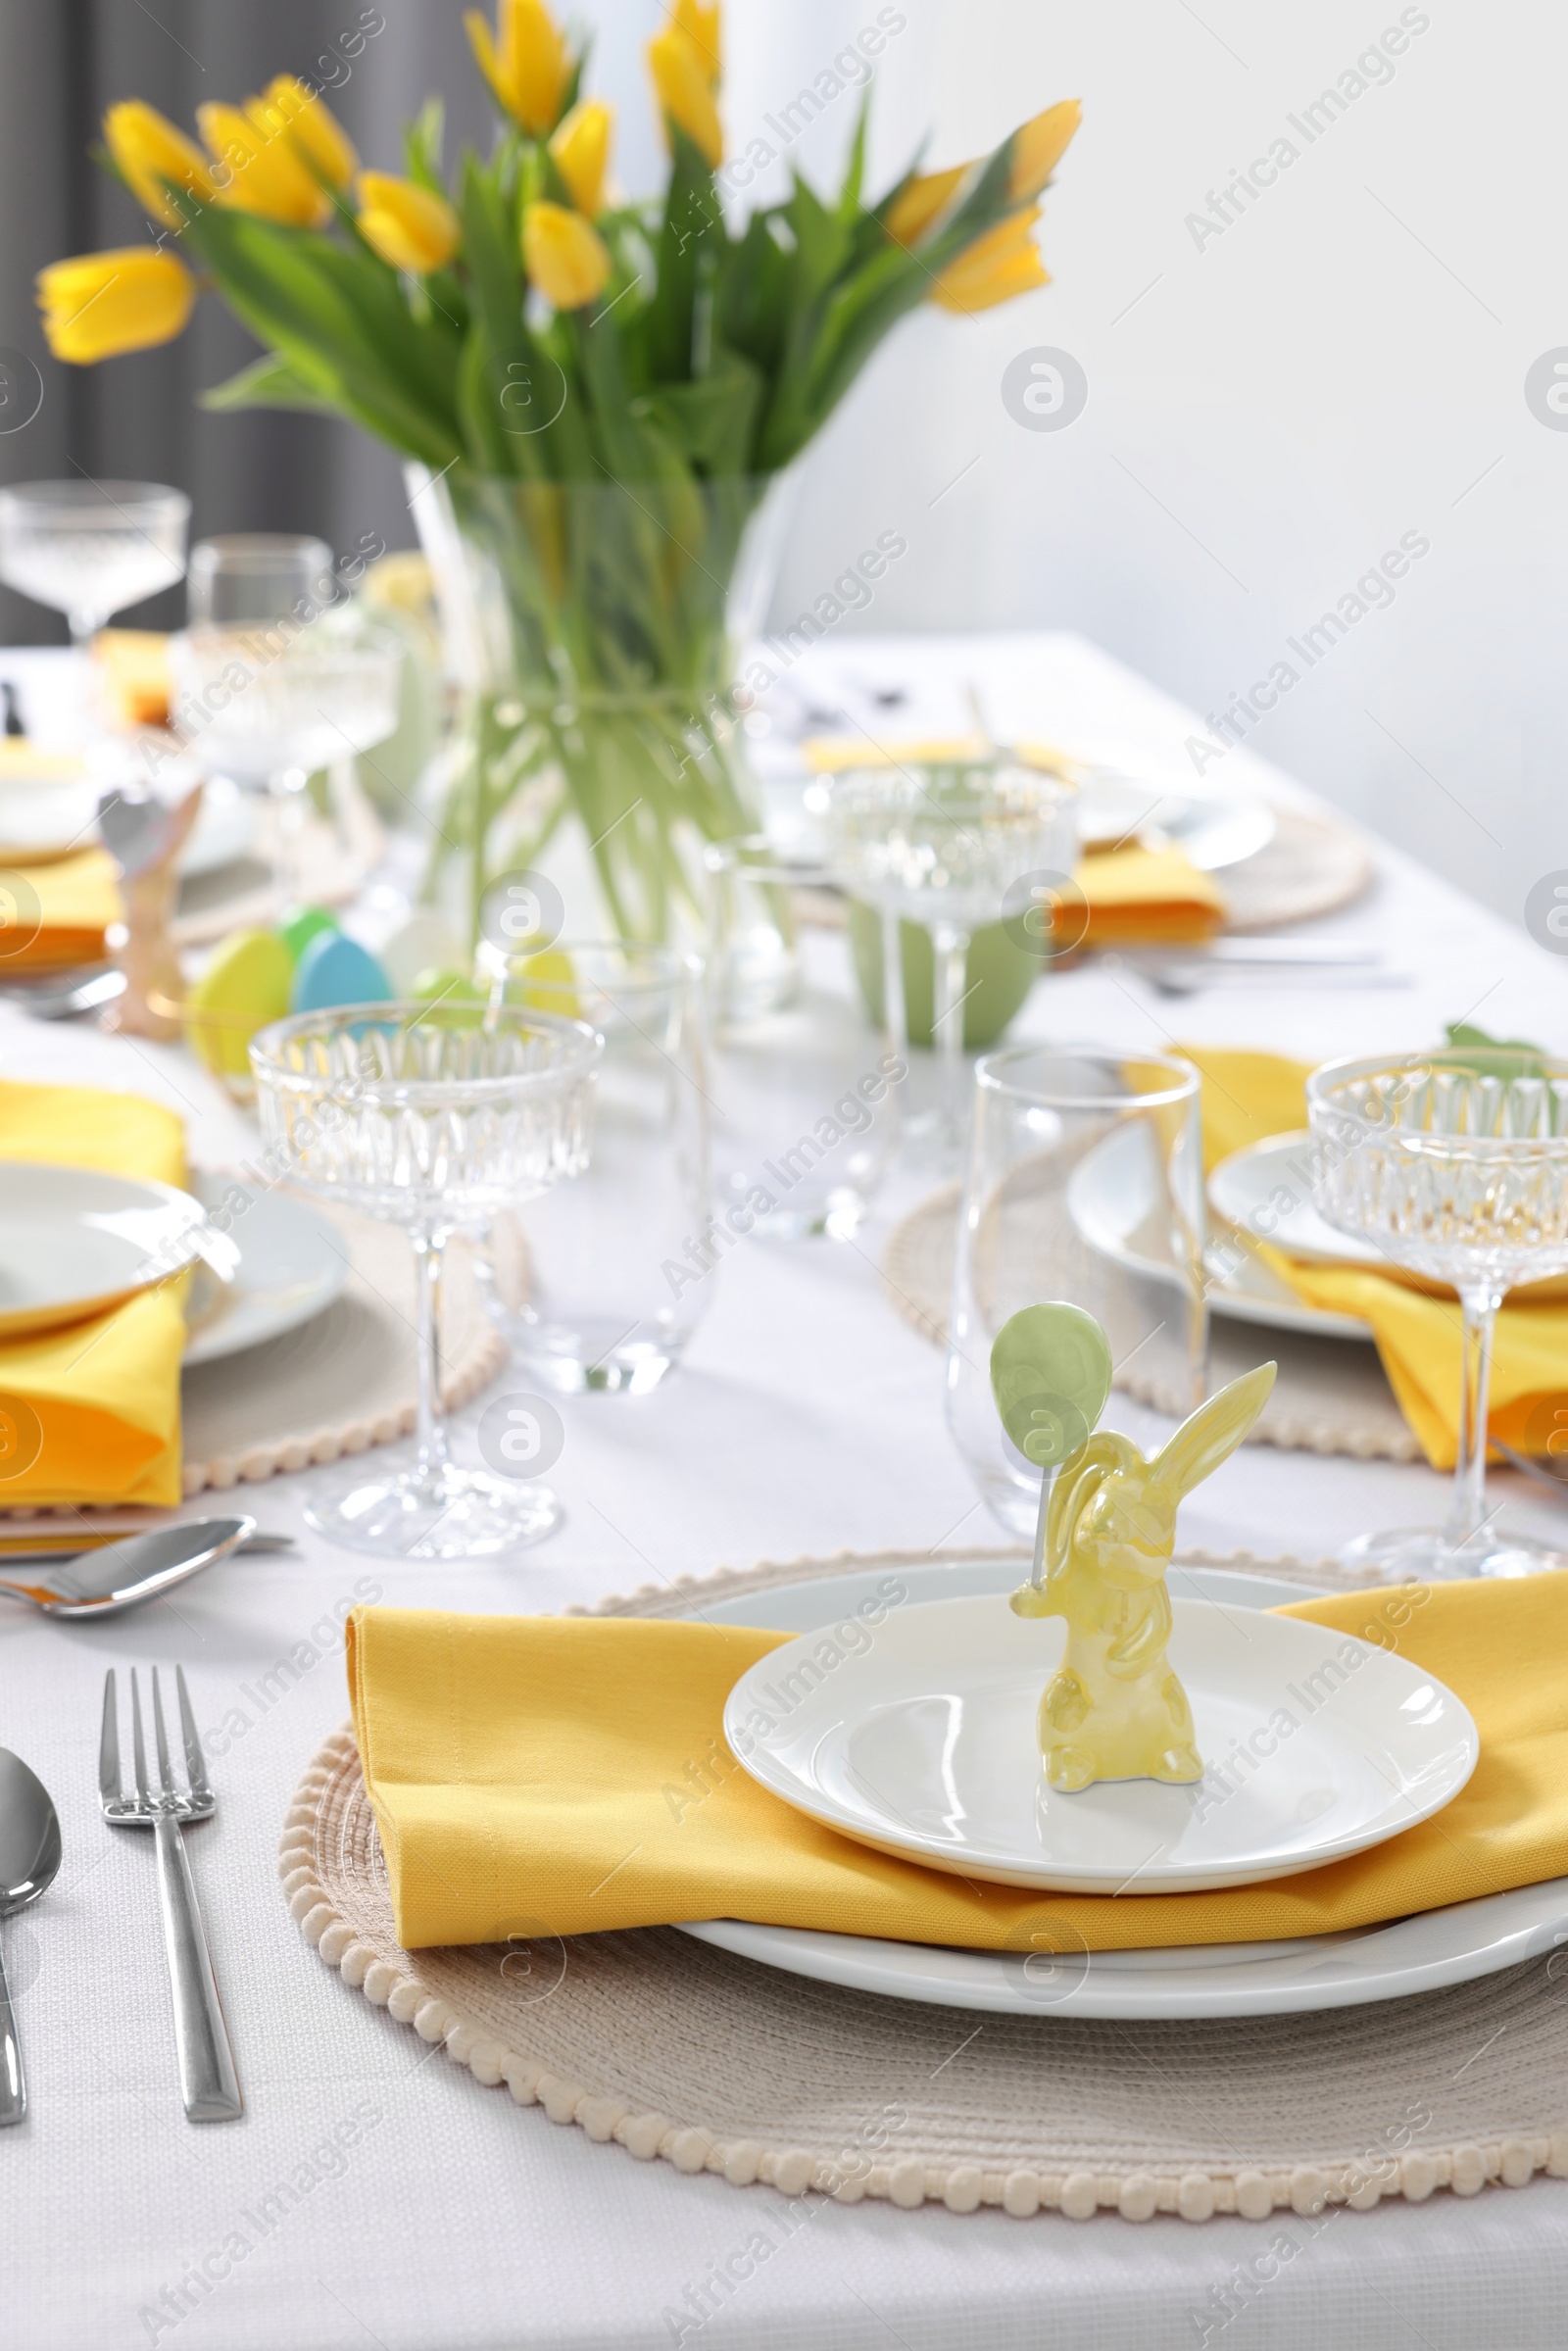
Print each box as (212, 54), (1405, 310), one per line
(723, 0), (1568, 933)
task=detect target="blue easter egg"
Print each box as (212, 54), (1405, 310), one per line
(289, 929), (393, 1013)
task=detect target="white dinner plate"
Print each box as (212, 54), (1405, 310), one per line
(1067, 1122), (1374, 1345)
(0, 767), (255, 874)
(1076, 771), (1275, 872)
(676, 1557), (1562, 2018)
(723, 1592), (1477, 1894)
(182, 1174), (346, 1367)
(0, 1162), (212, 1339)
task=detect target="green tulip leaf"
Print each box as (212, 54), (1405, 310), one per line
(989, 1302), (1112, 1468)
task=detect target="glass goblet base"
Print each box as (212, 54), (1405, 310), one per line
(1340, 1524), (1568, 1583)
(305, 1456), (561, 1559)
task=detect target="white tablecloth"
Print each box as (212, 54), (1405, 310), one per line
(4, 633), (1567, 2350)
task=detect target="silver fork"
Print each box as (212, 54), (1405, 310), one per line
(100, 1667), (242, 2123)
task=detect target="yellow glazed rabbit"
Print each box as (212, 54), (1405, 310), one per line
(1009, 1363), (1276, 1790)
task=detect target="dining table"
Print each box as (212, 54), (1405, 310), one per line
(3, 628), (1567, 2351)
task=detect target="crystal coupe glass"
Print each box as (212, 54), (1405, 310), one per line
(0, 478), (188, 649)
(1308, 1052), (1568, 1579)
(822, 758), (1077, 1162)
(251, 1003), (602, 1558)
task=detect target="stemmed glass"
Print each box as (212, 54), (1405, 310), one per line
(250, 1002), (603, 1559)
(822, 758), (1078, 1161)
(171, 537), (399, 908)
(1308, 1052), (1568, 1579)
(0, 478), (189, 651)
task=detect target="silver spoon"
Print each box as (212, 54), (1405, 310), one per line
(0, 1750), (62, 2123)
(0, 1516), (258, 1619)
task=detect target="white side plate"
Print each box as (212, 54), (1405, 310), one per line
(723, 1593), (1477, 1894)
(182, 1174), (346, 1367)
(675, 1557), (1561, 2018)
(1207, 1132), (1387, 1270)
(0, 1162), (210, 1338)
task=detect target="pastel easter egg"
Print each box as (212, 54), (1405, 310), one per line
(508, 948), (580, 1020)
(289, 929), (393, 1014)
(186, 928), (292, 1078)
(379, 908), (466, 994)
(990, 1302), (1112, 1467)
(278, 905), (338, 965)
(410, 966), (483, 1004)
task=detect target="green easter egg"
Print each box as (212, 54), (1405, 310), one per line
(409, 966), (485, 1028)
(410, 966), (482, 1002)
(847, 900), (1040, 1051)
(278, 906), (339, 965)
(186, 928), (293, 1078)
(989, 1302), (1112, 1468)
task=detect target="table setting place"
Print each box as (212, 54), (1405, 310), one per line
(2, 8), (1567, 2350)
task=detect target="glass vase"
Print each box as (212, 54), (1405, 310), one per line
(408, 466), (793, 950)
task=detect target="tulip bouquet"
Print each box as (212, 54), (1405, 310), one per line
(41, 2), (1079, 940)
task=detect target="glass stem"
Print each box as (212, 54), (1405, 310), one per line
(411, 1227), (449, 1488)
(931, 921), (971, 1137)
(68, 612), (98, 654)
(270, 765), (310, 907)
(1444, 1283), (1503, 1551)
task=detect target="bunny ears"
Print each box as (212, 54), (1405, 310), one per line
(1152, 1361), (1277, 1500)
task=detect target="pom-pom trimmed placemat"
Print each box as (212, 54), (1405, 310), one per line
(882, 1183), (1420, 1462)
(281, 1545), (1568, 2222)
(180, 1199), (505, 1494)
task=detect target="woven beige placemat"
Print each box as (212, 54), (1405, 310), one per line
(1220, 805), (1374, 932)
(882, 1183), (1419, 1462)
(180, 1198), (504, 1494)
(280, 1544), (1567, 2222)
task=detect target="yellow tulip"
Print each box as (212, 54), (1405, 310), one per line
(466, 0), (570, 135)
(647, 26), (722, 170)
(103, 101), (216, 229)
(198, 102), (332, 227)
(522, 201), (612, 309)
(549, 100), (613, 216)
(671, 0), (721, 86)
(930, 206), (1048, 313)
(1007, 99), (1081, 202)
(37, 247), (196, 365)
(884, 163), (968, 248)
(260, 75), (359, 190)
(357, 172), (462, 274)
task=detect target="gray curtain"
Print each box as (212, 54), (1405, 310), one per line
(0, 0), (494, 643)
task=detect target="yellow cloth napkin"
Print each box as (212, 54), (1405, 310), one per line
(0, 1082), (187, 1504)
(94, 628), (172, 729)
(347, 1576), (1568, 1952)
(1187, 1048), (1568, 1468)
(1, 848), (121, 971)
(1076, 844), (1225, 947)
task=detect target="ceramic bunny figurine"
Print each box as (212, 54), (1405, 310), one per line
(1001, 1323), (1275, 1790)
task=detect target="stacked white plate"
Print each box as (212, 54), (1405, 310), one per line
(674, 1559), (1562, 2020)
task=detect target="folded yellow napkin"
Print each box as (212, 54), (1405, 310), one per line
(1077, 843), (1225, 947)
(347, 1576), (1568, 1952)
(1, 848), (121, 970)
(0, 1082), (187, 1505)
(94, 628), (172, 729)
(1187, 1048), (1568, 1467)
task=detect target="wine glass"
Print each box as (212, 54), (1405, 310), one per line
(1307, 1052), (1568, 1579)
(822, 758), (1078, 1162)
(0, 478), (189, 650)
(250, 1002), (603, 1558)
(170, 592), (400, 909)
